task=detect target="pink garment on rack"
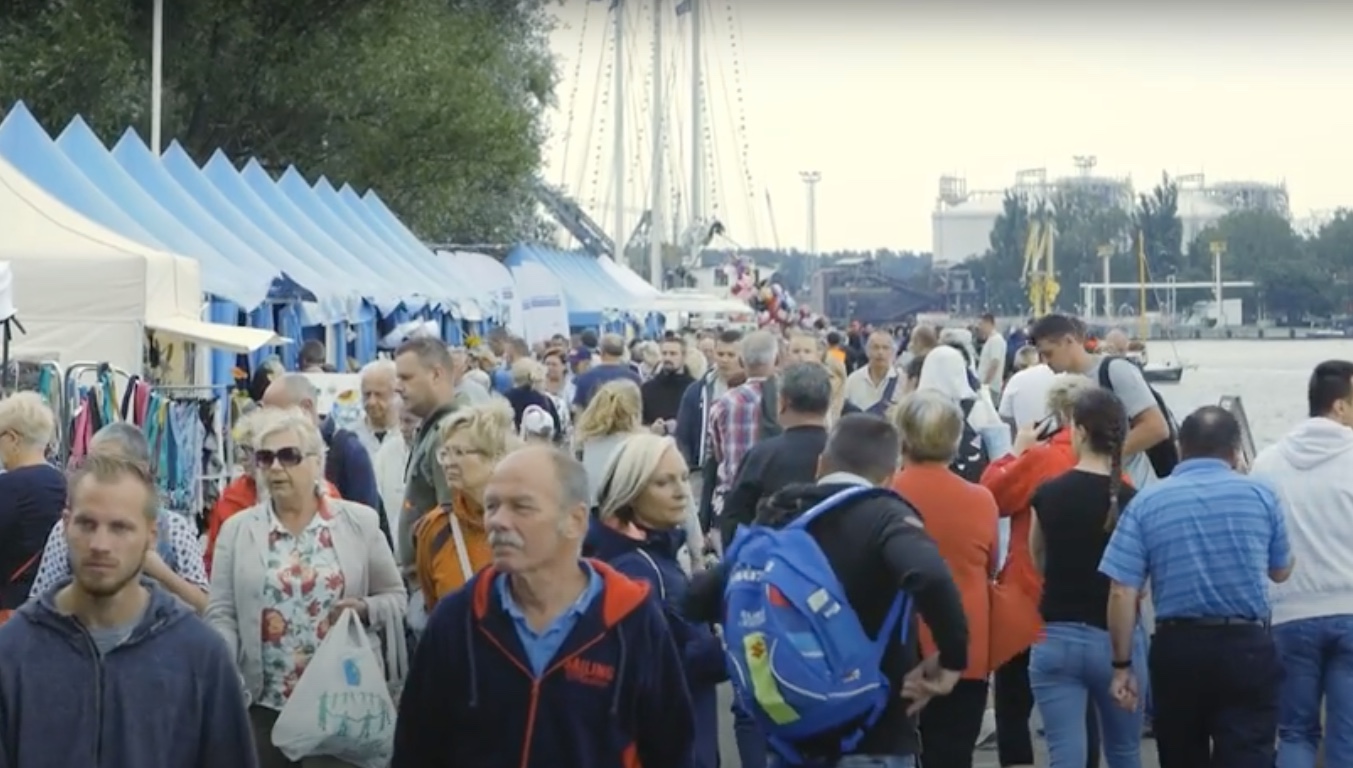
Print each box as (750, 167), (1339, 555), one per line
(69, 402), (93, 462)
(133, 381), (152, 426)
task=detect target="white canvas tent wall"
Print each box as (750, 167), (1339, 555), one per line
(0, 156), (282, 376)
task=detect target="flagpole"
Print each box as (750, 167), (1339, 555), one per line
(151, 0), (164, 154)
(647, 0), (665, 288)
(687, 0), (702, 265)
(612, 0), (626, 266)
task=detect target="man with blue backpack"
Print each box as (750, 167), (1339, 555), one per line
(684, 414), (971, 767)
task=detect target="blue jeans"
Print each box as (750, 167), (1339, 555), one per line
(1274, 614), (1353, 768)
(1030, 622), (1147, 768)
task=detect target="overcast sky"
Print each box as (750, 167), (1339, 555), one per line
(544, 1), (1353, 253)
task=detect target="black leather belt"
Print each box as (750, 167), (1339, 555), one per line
(1157, 616), (1267, 628)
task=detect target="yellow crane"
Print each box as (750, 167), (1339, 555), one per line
(1021, 215), (1059, 316)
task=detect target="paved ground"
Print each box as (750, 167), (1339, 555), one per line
(715, 685), (1163, 767)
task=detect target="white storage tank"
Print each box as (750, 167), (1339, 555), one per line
(1177, 189), (1230, 246)
(932, 193), (1005, 269)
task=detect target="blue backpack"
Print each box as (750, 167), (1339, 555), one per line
(721, 486), (914, 766)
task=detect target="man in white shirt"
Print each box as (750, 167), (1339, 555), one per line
(844, 331), (902, 414)
(998, 345), (1057, 428)
(976, 313), (1008, 400)
(356, 359), (403, 460)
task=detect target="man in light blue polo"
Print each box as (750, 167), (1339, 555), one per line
(1100, 406), (1294, 768)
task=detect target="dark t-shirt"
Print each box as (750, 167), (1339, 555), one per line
(0, 464), (67, 609)
(1030, 469), (1137, 628)
(570, 363), (642, 410)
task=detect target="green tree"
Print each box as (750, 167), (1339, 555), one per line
(966, 191), (1032, 313)
(1133, 173), (1184, 278)
(1306, 209), (1353, 309)
(1048, 185), (1131, 312)
(1190, 210), (1333, 323)
(0, 0), (556, 242)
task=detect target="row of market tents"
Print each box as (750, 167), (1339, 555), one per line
(0, 101), (750, 386)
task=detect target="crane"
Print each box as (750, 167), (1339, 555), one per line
(1021, 214), (1059, 317)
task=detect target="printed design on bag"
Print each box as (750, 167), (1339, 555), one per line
(342, 658), (362, 687)
(257, 513), (347, 709)
(316, 689), (395, 741)
(563, 657), (616, 688)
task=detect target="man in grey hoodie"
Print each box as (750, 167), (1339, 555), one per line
(0, 453), (256, 768)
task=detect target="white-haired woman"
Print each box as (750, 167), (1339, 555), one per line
(0, 393), (65, 622)
(206, 407), (406, 768)
(916, 344), (1012, 470)
(583, 433), (725, 768)
(504, 357), (561, 437)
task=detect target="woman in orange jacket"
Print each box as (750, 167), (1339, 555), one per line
(980, 373), (1100, 768)
(891, 391), (1040, 768)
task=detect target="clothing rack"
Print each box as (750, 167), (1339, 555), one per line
(61, 362), (132, 464)
(154, 383), (232, 521)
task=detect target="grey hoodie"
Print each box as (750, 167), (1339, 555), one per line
(1251, 417), (1353, 624)
(0, 580), (258, 768)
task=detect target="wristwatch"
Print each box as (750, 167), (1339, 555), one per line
(1111, 659), (1132, 670)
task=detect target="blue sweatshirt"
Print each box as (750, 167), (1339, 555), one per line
(584, 521), (726, 768)
(320, 418), (387, 543)
(0, 580), (257, 768)
(393, 560), (696, 768)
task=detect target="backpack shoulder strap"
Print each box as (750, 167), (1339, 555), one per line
(633, 548), (667, 601)
(787, 486), (898, 531)
(1098, 356), (1116, 391)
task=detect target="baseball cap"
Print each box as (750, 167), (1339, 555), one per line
(520, 405), (555, 437)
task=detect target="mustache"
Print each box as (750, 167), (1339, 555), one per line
(488, 531), (525, 549)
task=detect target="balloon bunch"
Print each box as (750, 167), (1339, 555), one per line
(724, 254), (822, 330)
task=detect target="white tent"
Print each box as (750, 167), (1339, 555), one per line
(650, 289), (751, 316)
(0, 157), (284, 375)
(597, 255), (660, 298)
(437, 250), (526, 338)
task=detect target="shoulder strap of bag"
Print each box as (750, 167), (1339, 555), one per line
(787, 485), (897, 531)
(1098, 356), (1117, 391)
(633, 548), (667, 601)
(446, 514), (474, 582)
(6, 552), (40, 586)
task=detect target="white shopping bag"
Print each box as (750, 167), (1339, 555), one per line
(272, 609), (397, 768)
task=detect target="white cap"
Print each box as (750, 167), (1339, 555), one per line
(520, 405), (554, 437)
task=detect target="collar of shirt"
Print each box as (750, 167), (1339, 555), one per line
(1171, 458), (1234, 476)
(496, 561), (601, 634)
(267, 495), (336, 534)
(817, 471), (874, 488)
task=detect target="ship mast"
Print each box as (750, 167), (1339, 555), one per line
(611, 1), (625, 265)
(647, 0), (665, 287)
(687, 0), (703, 266)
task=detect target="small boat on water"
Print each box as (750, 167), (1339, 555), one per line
(1125, 350), (1185, 385)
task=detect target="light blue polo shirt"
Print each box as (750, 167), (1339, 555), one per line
(496, 562), (603, 675)
(1099, 458), (1291, 621)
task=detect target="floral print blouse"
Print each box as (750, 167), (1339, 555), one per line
(257, 502), (346, 710)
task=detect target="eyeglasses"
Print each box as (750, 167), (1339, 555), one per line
(254, 447), (307, 468)
(437, 446), (484, 465)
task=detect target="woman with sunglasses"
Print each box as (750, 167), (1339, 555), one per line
(206, 407), (406, 768)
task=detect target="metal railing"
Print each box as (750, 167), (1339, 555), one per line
(1217, 394), (1256, 467)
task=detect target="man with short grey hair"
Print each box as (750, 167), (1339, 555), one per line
(708, 330), (782, 531)
(356, 359), (402, 460)
(27, 423), (211, 612)
(263, 373), (386, 542)
(720, 362), (832, 541)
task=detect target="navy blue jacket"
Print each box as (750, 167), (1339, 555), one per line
(675, 375), (715, 467)
(584, 521), (725, 768)
(392, 560), (695, 768)
(320, 418), (388, 543)
(0, 580), (257, 768)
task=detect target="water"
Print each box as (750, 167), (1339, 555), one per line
(1157, 339), (1353, 448)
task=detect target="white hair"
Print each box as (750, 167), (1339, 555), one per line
(0, 392), (55, 450)
(740, 330), (779, 368)
(595, 434), (686, 522)
(252, 407), (327, 472)
(360, 358), (397, 381)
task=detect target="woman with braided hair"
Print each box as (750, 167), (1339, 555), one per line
(1027, 387), (1148, 768)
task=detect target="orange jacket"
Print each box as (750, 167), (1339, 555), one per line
(979, 429), (1078, 602)
(414, 491), (493, 610)
(205, 475), (342, 574)
(894, 465), (1040, 676)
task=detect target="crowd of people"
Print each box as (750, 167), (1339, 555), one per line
(0, 313), (1348, 768)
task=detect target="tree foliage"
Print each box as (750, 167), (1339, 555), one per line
(0, 0), (557, 242)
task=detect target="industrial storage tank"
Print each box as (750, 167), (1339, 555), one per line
(1177, 189), (1230, 246)
(932, 191), (1005, 269)
(1205, 181), (1290, 217)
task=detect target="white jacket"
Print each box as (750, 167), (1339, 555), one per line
(374, 435), (411, 560)
(1251, 417), (1353, 625)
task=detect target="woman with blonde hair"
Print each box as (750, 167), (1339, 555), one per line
(411, 400), (521, 624)
(206, 407), (406, 767)
(583, 433), (725, 768)
(821, 356), (861, 429)
(574, 379), (645, 502)
(0, 392), (64, 621)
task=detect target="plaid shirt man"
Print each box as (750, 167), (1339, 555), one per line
(708, 378), (767, 518)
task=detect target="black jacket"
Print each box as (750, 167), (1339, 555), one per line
(641, 369), (696, 424)
(684, 480), (968, 760)
(720, 425), (828, 542)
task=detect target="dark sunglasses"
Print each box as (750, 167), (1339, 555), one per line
(254, 447), (306, 468)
